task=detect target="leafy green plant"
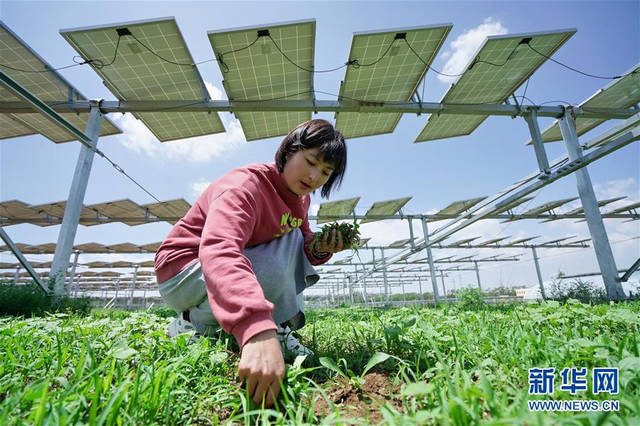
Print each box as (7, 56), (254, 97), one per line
(0, 281), (90, 317)
(314, 218), (361, 250)
(457, 287), (485, 310)
(319, 351), (390, 388)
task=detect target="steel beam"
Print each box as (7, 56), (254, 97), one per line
(421, 218), (440, 305)
(559, 109), (625, 300)
(524, 108), (550, 175)
(621, 257), (640, 282)
(50, 105), (103, 294)
(0, 100), (635, 120)
(531, 247), (547, 300)
(474, 261), (482, 290)
(0, 227), (48, 293)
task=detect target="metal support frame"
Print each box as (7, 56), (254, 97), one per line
(2, 99), (635, 120)
(50, 103), (103, 294)
(531, 247), (547, 299)
(559, 109), (625, 300)
(421, 218), (440, 305)
(524, 108), (551, 175)
(621, 257), (640, 282)
(439, 270), (447, 298)
(67, 250), (80, 294)
(129, 265), (139, 306)
(380, 247), (389, 301)
(474, 261), (482, 290)
(0, 227), (48, 293)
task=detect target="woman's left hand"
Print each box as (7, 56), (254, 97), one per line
(314, 229), (344, 255)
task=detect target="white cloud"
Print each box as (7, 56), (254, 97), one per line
(438, 17), (508, 84)
(594, 178), (638, 202)
(190, 178), (211, 198)
(113, 81), (246, 163)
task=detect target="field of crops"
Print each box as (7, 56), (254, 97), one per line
(1, 301), (639, 425)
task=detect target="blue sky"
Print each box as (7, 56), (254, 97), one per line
(1, 0), (638, 294)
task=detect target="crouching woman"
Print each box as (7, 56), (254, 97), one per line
(154, 119), (348, 407)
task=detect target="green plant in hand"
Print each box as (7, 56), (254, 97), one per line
(314, 219), (361, 250)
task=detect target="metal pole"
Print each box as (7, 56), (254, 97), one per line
(401, 278), (406, 305)
(421, 218), (440, 305)
(418, 276), (423, 301)
(130, 265), (139, 307)
(13, 266), (20, 283)
(440, 270), (447, 299)
(347, 275), (354, 305)
(67, 251), (80, 294)
(381, 248), (389, 301)
(559, 109), (625, 300)
(114, 278), (120, 303)
(531, 247), (547, 300)
(50, 104), (103, 294)
(361, 265), (368, 304)
(474, 261), (482, 290)
(0, 227), (48, 293)
(524, 108), (551, 174)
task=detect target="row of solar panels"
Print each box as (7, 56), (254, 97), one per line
(2, 194), (638, 228)
(2, 18), (638, 145)
(0, 260), (156, 269)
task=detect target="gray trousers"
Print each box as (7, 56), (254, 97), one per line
(158, 229), (319, 336)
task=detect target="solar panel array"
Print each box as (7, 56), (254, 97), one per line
(0, 241), (161, 254)
(415, 29), (576, 142)
(316, 197), (360, 224)
(0, 22), (121, 142)
(0, 198), (189, 226)
(335, 24), (452, 138)
(531, 63), (640, 144)
(208, 19), (315, 141)
(61, 17), (224, 142)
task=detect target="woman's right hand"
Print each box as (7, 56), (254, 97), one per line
(237, 329), (285, 407)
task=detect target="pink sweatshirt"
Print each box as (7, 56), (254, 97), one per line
(155, 162), (331, 347)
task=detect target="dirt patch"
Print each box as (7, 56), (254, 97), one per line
(311, 371), (403, 423)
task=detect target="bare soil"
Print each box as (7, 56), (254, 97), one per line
(311, 371), (403, 423)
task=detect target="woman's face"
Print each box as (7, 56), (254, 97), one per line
(282, 147), (334, 196)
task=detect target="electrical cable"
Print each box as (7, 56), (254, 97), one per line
(402, 38), (464, 78)
(525, 42), (639, 80)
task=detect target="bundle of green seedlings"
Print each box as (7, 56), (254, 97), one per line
(314, 219), (361, 251)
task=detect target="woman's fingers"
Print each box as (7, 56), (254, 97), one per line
(264, 381), (281, 407)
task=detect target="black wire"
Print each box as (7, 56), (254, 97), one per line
(520, 78), (530, 105)
(266, 34), (351, 73)
(125, 33), (193, 67)
(525, 43), (638, 80)
(93, 147), (166, 206)
(468, 42), (522, 70)
(402, 38), (464, 78)
(0, 55), (105, 74)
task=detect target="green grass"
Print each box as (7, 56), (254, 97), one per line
(0, 301), (638, 425)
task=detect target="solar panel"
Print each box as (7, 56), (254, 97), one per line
(504, 236), (540, 246)
(0, 200), (49, 226)
(436, 196), (487, 216)
(73, 242), (108, 253)
(388, 238), (411, 248)
(539, 236), (575, 245)
(606, 201), (640, 215)
(361, 197), (412, 223)
(208, 19), (314, 141)
(0, 22), (121, 142)
(447, 236), (480, 247)
(316, 197), (360, 224)
(477, 236), (510, 246)
(531, 63), (640, 144)
(106, 243), (142, 253)
(86, 199), (147, 226)
(139, 242), (161, 252)
(335, 24), (452, 138)
(61, 17), (224, 141)
(521, 197), (578, 216)
(415, 29), (576, 142)
(142, 199), (191, 223)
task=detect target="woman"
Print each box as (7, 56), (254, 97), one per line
(154, 119), (348, 407)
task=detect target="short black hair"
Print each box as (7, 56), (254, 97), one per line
(275, 119), (347, 198)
